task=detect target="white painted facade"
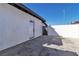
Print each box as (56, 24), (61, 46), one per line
(52, 24), (79, 39)
(0, 4), (43, 51)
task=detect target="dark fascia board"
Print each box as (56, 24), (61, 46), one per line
(8, 3), (47, 26)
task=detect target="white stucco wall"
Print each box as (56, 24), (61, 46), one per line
(52, 24), (79, 39)
(29, 15), (43, 38)
(0, 4), (43, 51)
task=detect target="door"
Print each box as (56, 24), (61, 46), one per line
(29, 20), (35, 39)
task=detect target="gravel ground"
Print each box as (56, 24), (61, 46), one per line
(0, 35), (78, 56)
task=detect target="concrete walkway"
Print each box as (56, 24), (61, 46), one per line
(0, 36), (78, 56)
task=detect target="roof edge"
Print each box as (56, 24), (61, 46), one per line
(8, 3), (47, 25)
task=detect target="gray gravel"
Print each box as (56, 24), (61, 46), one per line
(0, 35), (78, 56)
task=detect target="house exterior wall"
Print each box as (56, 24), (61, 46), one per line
(0, 4), (43, 51)
(29, 14), (43, 38)
(52, 24), (79, 39)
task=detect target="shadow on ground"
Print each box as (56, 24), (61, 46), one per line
(39, 47), (78, 56)
(0, 35), (78, 56)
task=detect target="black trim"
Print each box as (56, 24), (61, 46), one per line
(8, 3), (47, 25)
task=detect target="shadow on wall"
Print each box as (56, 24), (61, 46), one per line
(47, 26), (63, 45)
(47, 26), (61, 36)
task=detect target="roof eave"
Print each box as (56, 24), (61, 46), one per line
(8, 3), (46, 23)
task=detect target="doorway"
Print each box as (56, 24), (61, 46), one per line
(29, 20), (35, 39)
